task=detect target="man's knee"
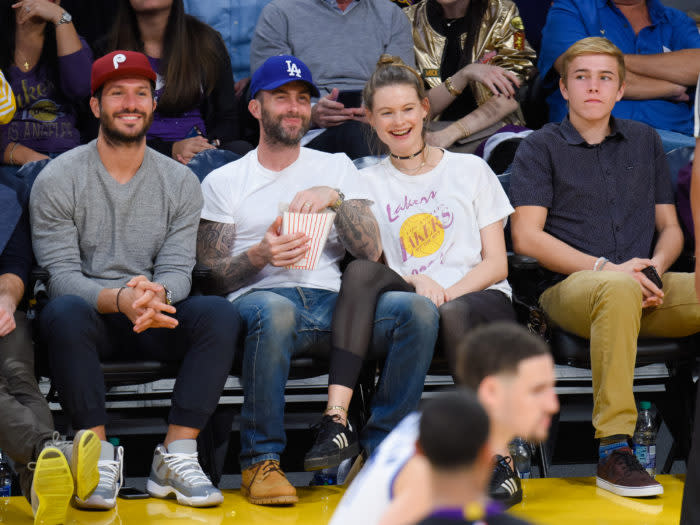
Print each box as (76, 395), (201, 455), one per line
(384, 292), (440, 331)
(589, 271), (643, 306)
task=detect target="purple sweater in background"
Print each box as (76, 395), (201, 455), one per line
(0, 38), (92, 157)
(147, 56), (206, 143)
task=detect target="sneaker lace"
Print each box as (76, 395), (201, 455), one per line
(161, 451), (211, 486)
(311, 415), (347, 442)
(616, 450), (647, 473)
(490, 455), (515, 487)
(97, 446), (124, 493)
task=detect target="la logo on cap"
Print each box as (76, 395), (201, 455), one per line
(113, 53), (126, 69)
(285, 60), (302, 79)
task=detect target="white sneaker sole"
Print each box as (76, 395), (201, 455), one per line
(146, 479), (223, 507)
(596, 476), (664, 497)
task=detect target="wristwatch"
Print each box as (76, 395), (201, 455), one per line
(162, 286), (173, 306)
(55, 10), (72, 26)
(329, 188), (345, 212)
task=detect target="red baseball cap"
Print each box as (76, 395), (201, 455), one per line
(91, 50), (157, 95)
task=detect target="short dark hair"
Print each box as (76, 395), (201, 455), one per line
(457, 323), (551, 390)
(419, 389), (489, 470)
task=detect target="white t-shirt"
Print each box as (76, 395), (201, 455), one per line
(360, 150), (514, 297)
(330, 412), (420, 525)
(201, 147), (362, 301)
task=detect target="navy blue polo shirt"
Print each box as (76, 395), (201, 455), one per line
(538, 0), (700, 135)
(508, 116), (674, 292)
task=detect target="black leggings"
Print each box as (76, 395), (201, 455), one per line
(329, 259), (516, 388)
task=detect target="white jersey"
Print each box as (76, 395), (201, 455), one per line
(330, 412), (420, 525)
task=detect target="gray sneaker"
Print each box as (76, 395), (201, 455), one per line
(146, 440), (223, 507)
(44, 430), (101, 501)
(74, 441), (123, 510)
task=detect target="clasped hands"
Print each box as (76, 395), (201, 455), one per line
(119, 276), (178, 333)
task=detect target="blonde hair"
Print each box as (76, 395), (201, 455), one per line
(362, 54), (426, 111)
(560, 37), (626, 87)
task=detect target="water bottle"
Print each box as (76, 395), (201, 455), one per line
(633, 401), (657, 477)
(309, 466), (338, 486)
(508, 437), (531, 479)
(0, 450), (12, 498)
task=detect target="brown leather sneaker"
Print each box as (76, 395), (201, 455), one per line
(596, 447), (663, 497)
(241, 460), (299, 505)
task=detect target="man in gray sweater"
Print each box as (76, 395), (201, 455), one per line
(30, 51), (239, 510)
(250, 0), (415, 159)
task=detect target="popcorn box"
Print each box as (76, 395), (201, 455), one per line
(282, 211), (336, 270)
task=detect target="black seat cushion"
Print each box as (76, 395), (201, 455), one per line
(551, 329), (693, 368)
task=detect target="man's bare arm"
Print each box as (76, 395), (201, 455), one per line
(196, 219), (262, 296)
(625, 49), (700, 87)
(334, 199), (382, 262)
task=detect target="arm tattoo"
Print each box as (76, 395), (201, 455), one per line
(334, 199), (382, 261)
(196, 219), (261, 296)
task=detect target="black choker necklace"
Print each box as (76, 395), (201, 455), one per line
(390, 143), (425, 160)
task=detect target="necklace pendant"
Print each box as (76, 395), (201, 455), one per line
(24, 61), (29, 71)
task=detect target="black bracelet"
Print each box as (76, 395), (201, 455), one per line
(116, 287), (126, 313)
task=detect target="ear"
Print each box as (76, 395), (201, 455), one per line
(152, 97), (157, 112)
(615, 80), (625, 102)
(421, 96), (430, 119)
(89, 96), (101, 119)
(248, 98), (261, 120)
(559, 77), (569, 102)
(477, 376), (501, 412)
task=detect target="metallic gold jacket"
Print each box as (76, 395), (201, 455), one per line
(405, 0), (536, 124)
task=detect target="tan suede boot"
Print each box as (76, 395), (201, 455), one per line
(241, 460), (298, 505)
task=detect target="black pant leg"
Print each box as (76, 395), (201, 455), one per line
(305, 121), (375, 160)
(437, 289), (516, 376)
(680, 381), (700, 524)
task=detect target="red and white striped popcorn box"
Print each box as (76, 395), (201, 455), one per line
(282, 210), (336, 270)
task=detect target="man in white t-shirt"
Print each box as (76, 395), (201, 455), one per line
(196, 55), (440, 506)
(330, 323), (559, 525)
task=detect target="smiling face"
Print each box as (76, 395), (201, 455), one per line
(91, 77), (155, 145)
(560, 53), (625, 127)
(249, 81), (312, 147)
(367, 83), (430, 157)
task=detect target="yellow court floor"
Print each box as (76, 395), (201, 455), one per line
(0, 475), (686, 524)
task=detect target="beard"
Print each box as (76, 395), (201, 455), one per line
(99, 109), (153, 146)
(260, 105), (310, 147)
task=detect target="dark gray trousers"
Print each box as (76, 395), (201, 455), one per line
(0, 311), (54, 499)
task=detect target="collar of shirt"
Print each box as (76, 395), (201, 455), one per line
(601, 0), (669, 25)
(320, 0), (360, 15)
(559, 115), (626, 146)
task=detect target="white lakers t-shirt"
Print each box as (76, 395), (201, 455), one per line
(201, 147), (363, 301)
(360, 150), (513, 297)
(329, 412), (420, 525)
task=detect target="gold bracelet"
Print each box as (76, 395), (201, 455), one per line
(8, 142), (19, 165)
(444, 76), (463, 97)
(455, 120), (471, 139)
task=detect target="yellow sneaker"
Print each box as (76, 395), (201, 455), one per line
(31, 447), (73, 525)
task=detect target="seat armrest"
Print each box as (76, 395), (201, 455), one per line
(508, 253), (539, 271)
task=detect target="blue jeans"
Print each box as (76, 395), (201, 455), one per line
(655, 128), (695, 153)
(232, 287), (438, 469)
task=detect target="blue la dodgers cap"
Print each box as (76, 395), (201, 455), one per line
(250, 55), (320, 99)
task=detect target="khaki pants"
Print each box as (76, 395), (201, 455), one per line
(540, 271), (700, 439)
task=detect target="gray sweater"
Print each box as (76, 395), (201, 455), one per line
(30, 141), (203, 308)
(251, 0), (415, 95)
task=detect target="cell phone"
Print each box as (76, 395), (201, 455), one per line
(641, 266), (663, 289)
(336, 90), (363, 108)
(185, 125), (204, 139)
(118, 486), (150, 499)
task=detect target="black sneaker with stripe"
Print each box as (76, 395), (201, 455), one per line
(488, 454), (523, 508)
(304, 415), (360, 471)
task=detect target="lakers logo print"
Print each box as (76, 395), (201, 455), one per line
(399, 213), (445, 259)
